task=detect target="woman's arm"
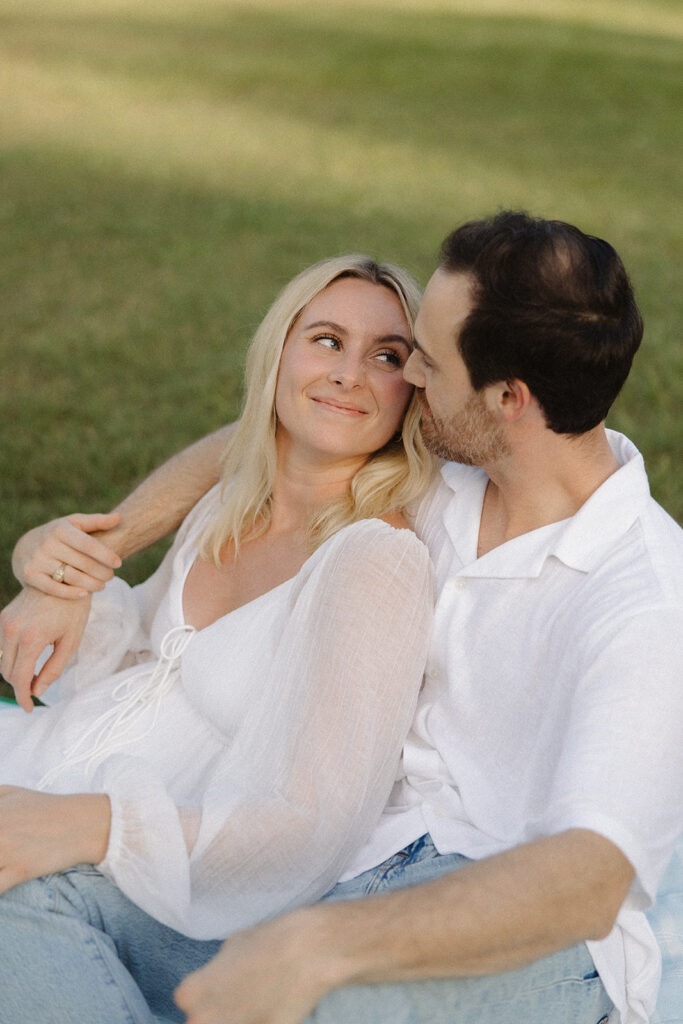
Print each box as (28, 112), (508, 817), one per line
(0, 786), (110, 893)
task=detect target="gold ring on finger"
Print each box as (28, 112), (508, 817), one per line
(51, 562), (67, 584)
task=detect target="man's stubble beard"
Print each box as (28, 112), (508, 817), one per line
(420, 391), (511, 466)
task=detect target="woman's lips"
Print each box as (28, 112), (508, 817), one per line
(310, 397), (368, 416)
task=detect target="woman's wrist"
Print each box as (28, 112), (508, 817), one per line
(0, 787), (112, 893)
(63, 793), (112, 865)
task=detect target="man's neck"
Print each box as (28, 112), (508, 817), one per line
(476, 426), (620, 558)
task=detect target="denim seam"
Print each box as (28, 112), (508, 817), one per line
(81, 929), (151, 1024)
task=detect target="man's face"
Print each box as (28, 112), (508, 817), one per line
(404, 269), (510, 466)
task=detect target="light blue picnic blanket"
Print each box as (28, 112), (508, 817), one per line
(648, 841), (683, 1023)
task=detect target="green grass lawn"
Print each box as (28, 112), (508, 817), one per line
(1, 0), (682, 613)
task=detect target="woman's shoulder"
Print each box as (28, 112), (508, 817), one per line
(377, 508), (411, 531)
(155, 483), (225, 589)
(308, 516), (431, 580)
(183, 482), (224, 527)
(173, 483), (224, 550)
(327, 513), (423, 545)
(288, 519), (433, 619)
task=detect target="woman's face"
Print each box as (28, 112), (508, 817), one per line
(274, 277), (414, 465)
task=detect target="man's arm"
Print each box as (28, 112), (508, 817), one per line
(103, 423), (233, 558)
(12, 424), (234, 595)
(175, 828), (634, 1024)
(1, 424), (233, 709)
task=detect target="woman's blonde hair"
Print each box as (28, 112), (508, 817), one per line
(201, 254), (436, 563)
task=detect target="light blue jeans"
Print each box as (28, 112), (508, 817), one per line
(0, 835), (615, 1024)
(0, 865), (219, 1024)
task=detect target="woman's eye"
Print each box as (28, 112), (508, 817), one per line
(315, 335), (341, 350)
(376, 350), (404, 368)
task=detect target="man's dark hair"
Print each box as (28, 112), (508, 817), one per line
(439, 211), (643, 434)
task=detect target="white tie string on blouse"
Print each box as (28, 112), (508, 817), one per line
(10, 485), (434, 940)
(37, 625), (196, 790)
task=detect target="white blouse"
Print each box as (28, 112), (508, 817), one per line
(0, 487), (433, 939)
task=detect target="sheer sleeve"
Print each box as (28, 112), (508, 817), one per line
(98, 521), (433, 938)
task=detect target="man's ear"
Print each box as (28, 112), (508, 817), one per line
(488, 378), (534, 423)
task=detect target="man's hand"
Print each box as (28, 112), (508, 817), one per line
(175, 908), (339, 1024)
(13, 513), (122, 598)
(0, 588), (92, 712)
(0, 786), (110, 894)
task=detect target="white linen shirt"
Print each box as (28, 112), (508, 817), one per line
(342, 431), (683, 1024)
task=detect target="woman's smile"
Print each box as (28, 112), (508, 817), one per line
(310, 396), (369, 416)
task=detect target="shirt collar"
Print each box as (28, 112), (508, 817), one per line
(550, 430), (650, 572)
(438, 431), (651, 578)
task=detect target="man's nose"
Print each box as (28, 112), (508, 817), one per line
(403, 350), (424, 387)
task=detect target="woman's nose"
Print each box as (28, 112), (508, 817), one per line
(328, 355), (365, 388)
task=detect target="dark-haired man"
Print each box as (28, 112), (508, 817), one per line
(3, 213), (682, 1024)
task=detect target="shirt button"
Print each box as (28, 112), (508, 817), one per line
(454, 578), (468, 590)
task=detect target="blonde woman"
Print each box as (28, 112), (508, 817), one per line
(0, 256), (435, 1024)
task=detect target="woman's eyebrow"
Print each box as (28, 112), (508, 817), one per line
(383, 335), (413, 351)
(302, 319), (347, 333)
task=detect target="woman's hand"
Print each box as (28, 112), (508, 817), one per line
(13, 513), (123, 599)
(0, 786), (111, 894)
(0, 588), (92, 712)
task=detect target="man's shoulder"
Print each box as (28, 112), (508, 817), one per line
(612, 495), (683, 599)
(640, 491), (683, 540)
(566, 496), (683, 653)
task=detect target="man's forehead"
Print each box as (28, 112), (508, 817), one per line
(415, 269), (475, 342)
(426, 267), (475, 304)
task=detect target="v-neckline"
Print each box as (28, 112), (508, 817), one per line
(178, 557), (295, 635)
